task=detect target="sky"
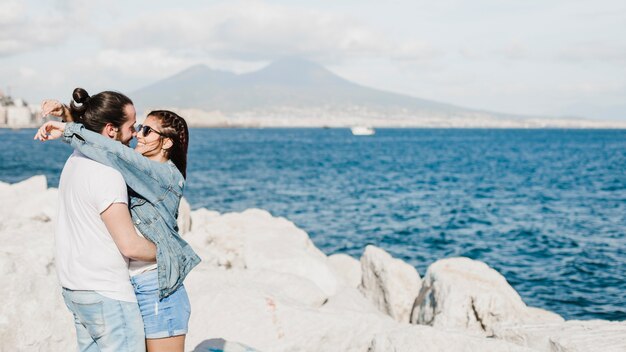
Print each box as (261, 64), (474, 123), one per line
(1, 0), (625, 119)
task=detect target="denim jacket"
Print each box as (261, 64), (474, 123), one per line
(62, 122), (201, 299)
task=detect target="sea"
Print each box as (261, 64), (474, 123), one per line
(2, 128), (625, 321)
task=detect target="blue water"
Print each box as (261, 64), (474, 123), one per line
(2, 128), (625, 321)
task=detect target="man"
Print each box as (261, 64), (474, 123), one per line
(44, 91), (153, 352)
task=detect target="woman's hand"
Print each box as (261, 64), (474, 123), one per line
(41, 99), (72, 122)
(34, 121), (66, 141)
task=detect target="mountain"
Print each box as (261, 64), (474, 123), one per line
(133, 58), (471, 111)
(130, 58), (624, 128)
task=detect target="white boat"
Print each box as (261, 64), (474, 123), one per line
(351, 126), (375, 136)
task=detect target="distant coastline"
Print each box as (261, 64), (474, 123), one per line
(134, 108), (626, 129)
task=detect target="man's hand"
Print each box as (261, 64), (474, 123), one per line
(100, 203), (157, 262)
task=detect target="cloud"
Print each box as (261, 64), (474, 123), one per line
(0, 1), (22, 24)
(0, 1), (64, 56)
(74, 49), (195, 77)
(458, 47), (483, 60)
(392, 40), (442, 61)
(495, 41), (529, 60)
(101, 1), (438, 64)
(18, 66), (37, 78)
(557, 41), (626, 64)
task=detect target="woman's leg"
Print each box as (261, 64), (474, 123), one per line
(147, 335), (185, 352)
(131, 271), (191, 352)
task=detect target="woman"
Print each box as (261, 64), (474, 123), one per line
(36, 88), (200, 352)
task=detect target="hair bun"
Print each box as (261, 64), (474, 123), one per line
(72, 87), (91, 105)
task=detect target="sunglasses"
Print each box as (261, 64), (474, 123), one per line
(136, 124), (164, 137)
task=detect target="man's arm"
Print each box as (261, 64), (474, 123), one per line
(101, 203), (156, 262)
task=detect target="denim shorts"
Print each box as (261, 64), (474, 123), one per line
(130, 270), (191, 339)
(62, 288), (145, 352)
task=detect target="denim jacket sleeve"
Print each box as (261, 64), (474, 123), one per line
(62, 122), (178, 204)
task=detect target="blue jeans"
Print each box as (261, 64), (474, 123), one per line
(62, 288), (145, 352)
(130, 270), (191, 338)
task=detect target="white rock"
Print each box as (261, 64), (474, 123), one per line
(328, 253), (362, 288)
(186, 269), (287, 350)
(0, 175), (47, 195)
(0, 224), (75, 352)
(185, 208), (340, 295)
(320, 287), (385, 316)
(12, 188), (58, 222)
(189, 208), (221, 229)
(492, 320), (626, 352)
(185, 263), (399, 352)
(177, 196), (192, 235)
(411, 257), (563, 336)
(368, 326), (536, 352)
(0, 175), (55, 228)
(359, 245), (421, 323)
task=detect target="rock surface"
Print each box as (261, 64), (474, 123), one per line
(184, 263), (400, 351)
(0, 177), (74, 352)
(411, 257), (564, 336)
(492, 320), (626, 352)
(359, 245), (422, 323)
(0, 175), (56, 229)
(184, 208), (340, 295)
(178, 196), (192, 235)
(368, 326), (536, 352)
(328, 253), (362, 288)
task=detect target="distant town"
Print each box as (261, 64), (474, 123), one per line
(0, 91), (43, 128)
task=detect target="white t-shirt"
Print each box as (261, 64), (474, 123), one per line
(56, 151), (136, 302)
(128, 227), (157, 277)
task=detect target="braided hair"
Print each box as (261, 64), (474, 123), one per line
(148, 110), (189, 179)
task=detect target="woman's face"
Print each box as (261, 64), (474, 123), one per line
(135, 115), (166, 157)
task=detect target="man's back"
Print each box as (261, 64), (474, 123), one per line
(56, 151), (135, 302)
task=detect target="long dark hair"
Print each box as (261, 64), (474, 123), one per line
(69, 88), (133, 132)
(148, 110), (189, 179)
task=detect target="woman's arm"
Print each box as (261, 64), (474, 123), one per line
(35, 120), (174, 204)
(65, 122), (179, 204)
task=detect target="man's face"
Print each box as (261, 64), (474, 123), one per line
(116, 104), (137, 146)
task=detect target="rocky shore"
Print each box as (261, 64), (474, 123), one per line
(1, 176), (624, 352)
